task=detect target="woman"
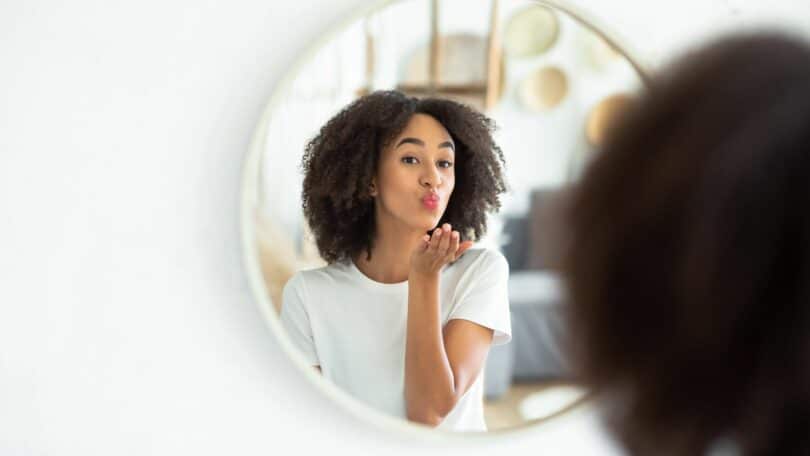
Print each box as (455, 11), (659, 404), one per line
(563, 33), (810, 455)
(280, 90), (512, 431)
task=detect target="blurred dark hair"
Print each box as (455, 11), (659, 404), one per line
(301, 90), (507, 264)
(563, 32), (810, 456)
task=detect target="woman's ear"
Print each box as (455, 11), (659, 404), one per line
(369, 179), (377, 197)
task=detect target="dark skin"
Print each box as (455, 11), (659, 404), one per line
(313, 114), (495, 426)
(404, 222), (493, 426)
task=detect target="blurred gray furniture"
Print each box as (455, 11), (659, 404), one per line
(484, 189), (572, 399)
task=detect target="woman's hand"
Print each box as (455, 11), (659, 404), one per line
(410, 223), (474, 277)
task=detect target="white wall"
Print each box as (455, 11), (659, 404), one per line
(2, 0), (809, 454)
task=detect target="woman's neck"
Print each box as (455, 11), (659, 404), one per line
(354, 224), (426, 284)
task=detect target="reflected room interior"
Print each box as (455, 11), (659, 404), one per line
(252, 0), (644, 431)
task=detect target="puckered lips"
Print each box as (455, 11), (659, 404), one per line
(421, 192), (440, 210)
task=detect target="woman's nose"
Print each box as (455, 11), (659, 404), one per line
(421, 167), (442, 187)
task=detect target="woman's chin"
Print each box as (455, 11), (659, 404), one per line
(414, 217), (440, 232)
(406, 208), (445, 231)
(415, 222), (435, 232)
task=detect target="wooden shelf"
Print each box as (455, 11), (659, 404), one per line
(361, 0), (502, 111)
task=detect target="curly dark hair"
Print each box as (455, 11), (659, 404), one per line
(300, 90), (507, 264)
(563, 32), (810, 456)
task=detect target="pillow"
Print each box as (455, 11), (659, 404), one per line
(527, 187), (572, 270)
(500, 215), (530, 271)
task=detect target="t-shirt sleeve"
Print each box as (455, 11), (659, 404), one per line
(279, 274), (321, 366)
(447, 249), (512, 345)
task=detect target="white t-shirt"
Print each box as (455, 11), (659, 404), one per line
(279, 247), (512, 432)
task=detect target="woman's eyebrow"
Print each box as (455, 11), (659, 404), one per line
(395, 137), (455, 151)
(396, 137), (425, 149)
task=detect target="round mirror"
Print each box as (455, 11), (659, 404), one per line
(242, 0), (649, 434)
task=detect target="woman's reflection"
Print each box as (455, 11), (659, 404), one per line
(279, 90), (512, 431)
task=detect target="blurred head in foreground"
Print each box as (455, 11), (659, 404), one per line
(563, 32), (810, 456)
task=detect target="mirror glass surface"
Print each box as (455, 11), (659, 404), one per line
(249, 0), (646, 432)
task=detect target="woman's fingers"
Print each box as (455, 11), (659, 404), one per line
(438, 224), (452, 254)
(448, 230), (460, 260)
(429, 227), (442, 253)
(420, 224), (472, 268)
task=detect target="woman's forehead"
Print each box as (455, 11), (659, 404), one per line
(391, 114), (453, 149)
(400, 114), (450, 139)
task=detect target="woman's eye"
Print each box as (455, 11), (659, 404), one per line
(402, 156), (418, 164)
(439, 160), (453, 168)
